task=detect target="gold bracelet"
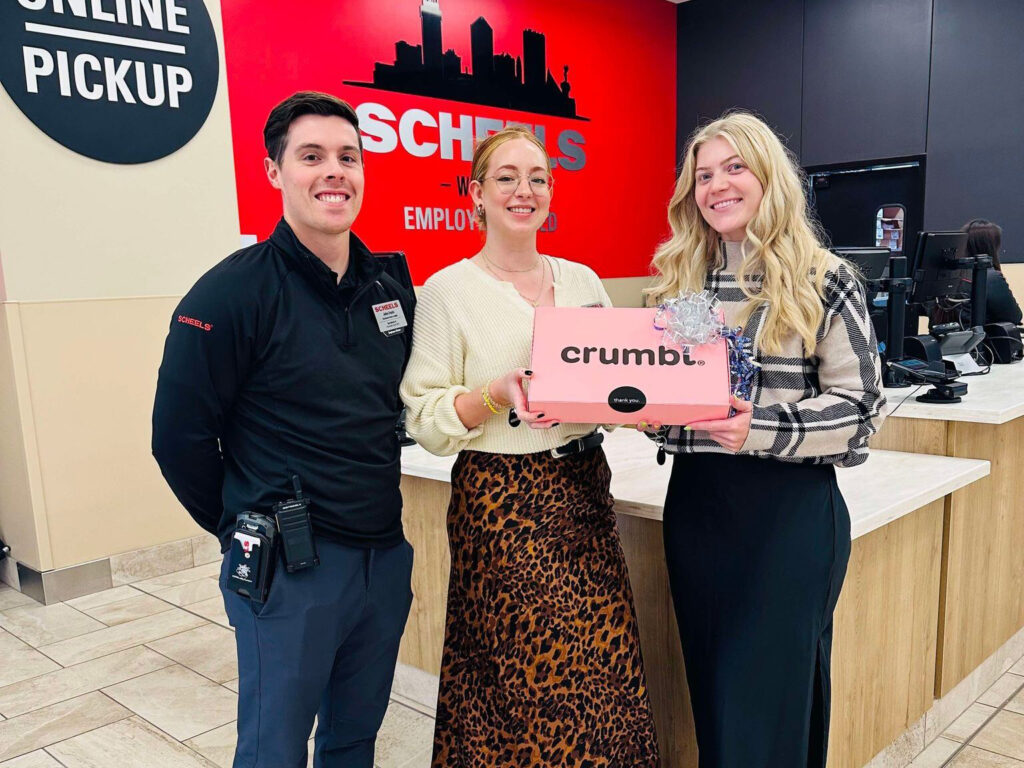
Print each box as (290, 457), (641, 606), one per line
(481, 381), (508, 415)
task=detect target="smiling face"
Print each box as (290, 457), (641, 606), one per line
(470, 137), (552, 238)
(264, 113), (364, 243)
(693, 135), (764, 242)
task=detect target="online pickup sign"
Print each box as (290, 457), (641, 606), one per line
(1, 0), (219, 163)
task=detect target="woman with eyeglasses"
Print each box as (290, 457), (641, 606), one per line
(401, 126), (659, 767)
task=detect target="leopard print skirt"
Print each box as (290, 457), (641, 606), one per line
(432, 446), (660, 767)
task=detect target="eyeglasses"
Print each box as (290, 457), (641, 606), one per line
(484, 172), (554, 195)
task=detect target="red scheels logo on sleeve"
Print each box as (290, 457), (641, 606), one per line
(177, 315), (213, 332)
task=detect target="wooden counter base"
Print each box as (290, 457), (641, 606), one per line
(397, 475), (450, 676)
(872, 415), (1024, 696)
(830, 498), (944, 767)
(397, 475), (945, 767)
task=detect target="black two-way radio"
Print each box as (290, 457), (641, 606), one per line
(273, 475), (319, 572)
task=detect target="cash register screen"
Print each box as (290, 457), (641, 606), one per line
(909, 232), (971, 304)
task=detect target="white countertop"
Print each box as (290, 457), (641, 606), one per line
(883, 362), (1024, 424)
(401, 430), (989, 541)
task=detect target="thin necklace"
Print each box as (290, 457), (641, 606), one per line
(480, 248), (541, 273)
(481, 256), (552, 309)
(516, 258), (550, 307)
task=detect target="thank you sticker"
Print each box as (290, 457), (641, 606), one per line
(0, 0), (220, 163)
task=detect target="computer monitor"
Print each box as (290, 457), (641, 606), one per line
(834, 247), (890, 282)
(373, 251), (413, 293)
(832, 247), (892, 349)
(909, 232), (971, 305)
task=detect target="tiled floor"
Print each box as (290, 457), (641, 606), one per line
(0, 573), (433, 768)
(2, 571), (1022, 768)
(905, 665), (1024, 767)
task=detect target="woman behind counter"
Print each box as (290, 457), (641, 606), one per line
(647, 112), (885, 767)
(401, 126), (659, 767)
(962, 218), (1022, 326)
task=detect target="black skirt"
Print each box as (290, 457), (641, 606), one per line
(662, 452), (850, 768)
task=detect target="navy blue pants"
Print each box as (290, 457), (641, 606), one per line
(219, 538), (414, 768)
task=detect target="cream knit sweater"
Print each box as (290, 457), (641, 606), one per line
(400, 257), (612, 456)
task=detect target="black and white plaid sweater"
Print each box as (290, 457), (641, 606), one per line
(662, 241), (886, 467)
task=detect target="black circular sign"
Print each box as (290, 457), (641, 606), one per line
(608, 386), (647, 413)
(0, 0), (219, 164)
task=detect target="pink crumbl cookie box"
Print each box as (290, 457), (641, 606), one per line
(527, 307), (731, 426)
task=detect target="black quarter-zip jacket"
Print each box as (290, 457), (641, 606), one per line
(152, 219), (415, 550)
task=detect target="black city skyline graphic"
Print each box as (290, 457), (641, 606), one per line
(344, 0), (587, 121)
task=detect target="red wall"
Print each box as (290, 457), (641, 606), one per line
(222, 0), (676, 283)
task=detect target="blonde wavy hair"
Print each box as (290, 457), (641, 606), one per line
(646, 111), (841, 356)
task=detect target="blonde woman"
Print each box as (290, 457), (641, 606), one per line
(647, 112), (885, 767)
(401, 126), (659, 767)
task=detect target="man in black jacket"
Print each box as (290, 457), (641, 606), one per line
(153, 92), (415, 768)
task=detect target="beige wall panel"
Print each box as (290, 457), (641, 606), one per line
(0, 0), (239, 302)
(938, 418), (1024, 695)
(602, 276), (654, 308)
(1003, 263), (1024, 307)
(829, 498), (944, 768)
(0, 305), (50, 570)
(16, 297), (202, 569)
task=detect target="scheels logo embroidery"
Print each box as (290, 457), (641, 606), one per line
(560, 345), (701, 367)
(177, 314), (211, 331)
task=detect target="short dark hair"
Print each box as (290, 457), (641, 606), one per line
(263, 91), (362, 165)
(962, 218), (1004, 271)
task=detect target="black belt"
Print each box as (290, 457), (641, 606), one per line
(551, 431), (604, 458)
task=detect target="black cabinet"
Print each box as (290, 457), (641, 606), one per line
(925, 0), (1024, 260)
(801, 0), (932, 166)
(673, 0), (1020, 256)
(676, 0), (803, 157)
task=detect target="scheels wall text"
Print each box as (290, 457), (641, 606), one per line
(357, 101), (585, 234)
